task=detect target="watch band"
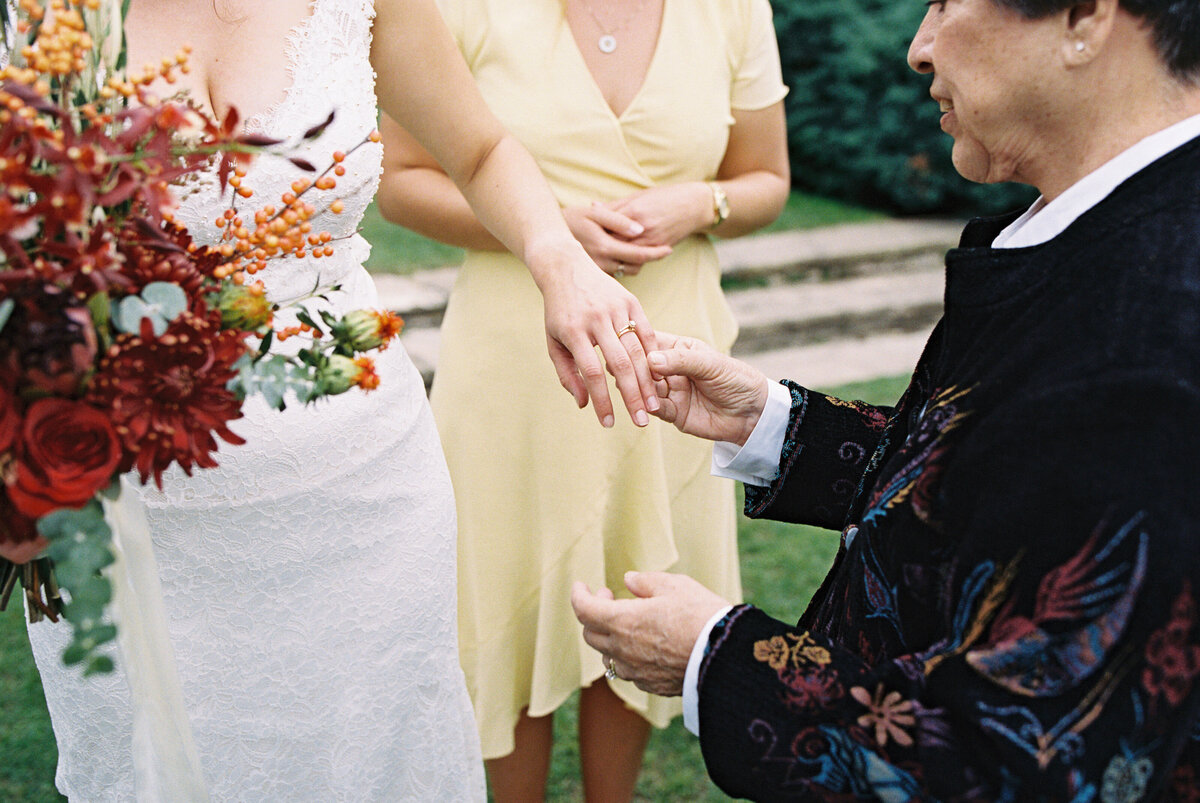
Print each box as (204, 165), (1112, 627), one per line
(708, 182), (730, 227)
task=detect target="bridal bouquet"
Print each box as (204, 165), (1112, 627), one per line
(0, 0), (403, 674)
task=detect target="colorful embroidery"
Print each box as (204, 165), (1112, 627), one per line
(1100, 751), (1154, 803)
(861, 385), (973, 527)
(967, 514), (1149, 697)
(1143, 581), (1200, 708)
(850, 683), (916, 747)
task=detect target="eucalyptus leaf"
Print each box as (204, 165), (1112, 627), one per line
(36, 497), (119, 673)
(141, 281), (188, 317)
(114, 296), (160, 335)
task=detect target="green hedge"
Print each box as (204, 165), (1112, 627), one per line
(772, 0), (1037, 215)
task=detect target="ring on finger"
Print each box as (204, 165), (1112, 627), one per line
(616, 320), (637, 337)
(614, 263), (626, 278)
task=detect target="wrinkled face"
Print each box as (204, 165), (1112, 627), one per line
(907, 0), (1064, 185)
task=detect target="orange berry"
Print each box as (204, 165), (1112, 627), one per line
(236, 186), (253, 198)
(332, 150), (346, 162)
(330, 200), (344, 214)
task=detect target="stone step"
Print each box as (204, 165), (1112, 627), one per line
(373, 219), (964, 326)
(394, 266), (945, 391)
(715, 218), (962, 283)
(377, 219), (962, 390)
(745, 330), (929, 389)
(727, 258), (944, 356)
(397, 323), (929, 393)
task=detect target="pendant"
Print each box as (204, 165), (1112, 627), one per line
(598, 34), (617, 53)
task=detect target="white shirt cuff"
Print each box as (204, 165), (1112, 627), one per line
(683, 604), (735, 736)
(711, 381), (792, 485)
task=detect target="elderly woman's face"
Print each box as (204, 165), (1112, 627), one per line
(907, 0), (1064, 185)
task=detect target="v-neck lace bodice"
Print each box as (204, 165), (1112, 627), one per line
(172, 0), (382, 307)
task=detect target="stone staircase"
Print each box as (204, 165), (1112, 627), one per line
(372, 218), (965, 391)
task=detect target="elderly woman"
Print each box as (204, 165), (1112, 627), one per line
(572, 0), (1200, 799)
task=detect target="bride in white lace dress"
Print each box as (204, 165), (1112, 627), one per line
(17, 0), (662, 799)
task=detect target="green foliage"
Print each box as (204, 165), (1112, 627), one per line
(228, 352), (316, 410)
(38, 500), (118, 676)
(773, 0), (1037, 214)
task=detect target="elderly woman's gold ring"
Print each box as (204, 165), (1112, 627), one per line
(616, 321), (637, 337)
(605, 658), (619, 681)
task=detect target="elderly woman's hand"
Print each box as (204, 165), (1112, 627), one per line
(562, 204), (673, 277)
(571, 572), (730, 697)
(533, 240), (660, 428)
(647, 333), (771, 445)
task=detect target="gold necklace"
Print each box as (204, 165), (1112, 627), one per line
(577, 0), (649, 54)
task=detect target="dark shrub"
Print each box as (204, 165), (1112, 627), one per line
(773, 0), (1037, 215)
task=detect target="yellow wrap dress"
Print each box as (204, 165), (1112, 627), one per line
(430, 0), (788, 759)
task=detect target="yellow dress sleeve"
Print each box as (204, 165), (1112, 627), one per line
(731, 0), (789, 112)
(433, 0), (484, 67)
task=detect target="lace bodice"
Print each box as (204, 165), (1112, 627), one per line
(172, 0), (382, 307)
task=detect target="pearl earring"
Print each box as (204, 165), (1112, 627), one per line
(1075, 41), (1086, 52)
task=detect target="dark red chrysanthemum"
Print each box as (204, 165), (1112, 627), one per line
(87, 304), (250, 488)
(116, 218), (222, 302)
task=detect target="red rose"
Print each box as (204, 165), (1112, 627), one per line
(7, 398), (121, 518)
(0, 381), (19, 454)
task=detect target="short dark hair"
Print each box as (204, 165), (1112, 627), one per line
(991, 0), (1200, 81)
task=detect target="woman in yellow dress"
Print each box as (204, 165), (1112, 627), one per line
(377, 0), (789, 798)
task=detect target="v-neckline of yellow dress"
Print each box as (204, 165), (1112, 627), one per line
(560, 0), (669, 122)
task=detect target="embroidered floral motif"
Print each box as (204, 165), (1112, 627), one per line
(753, 631), (833, 673)
(1143, 582), (1200, 707)
(754, 635), (791, 671)
(1100, 753), (1154, 803)
(850, 683), (915, 747)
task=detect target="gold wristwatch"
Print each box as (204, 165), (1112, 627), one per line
(708, 182), (729, 227)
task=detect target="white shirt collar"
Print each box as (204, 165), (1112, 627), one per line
(992, 112), (1200, 249)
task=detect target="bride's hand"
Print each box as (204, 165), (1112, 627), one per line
(533, 241), (660, 428)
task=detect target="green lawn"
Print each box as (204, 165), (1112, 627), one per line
(361, 190), (886, 275)
(0, 373), (910, 802)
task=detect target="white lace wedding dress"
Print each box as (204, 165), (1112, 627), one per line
(26, 1), (486, 799)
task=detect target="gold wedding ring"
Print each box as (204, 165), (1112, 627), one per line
(616, 320), (637, 337)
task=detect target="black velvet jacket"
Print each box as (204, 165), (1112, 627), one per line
(697, 135), (1200, 801)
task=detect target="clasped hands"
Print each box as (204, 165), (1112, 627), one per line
(572, 333), (770, 694)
